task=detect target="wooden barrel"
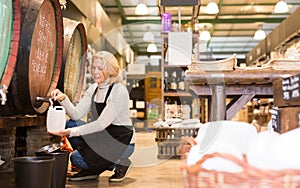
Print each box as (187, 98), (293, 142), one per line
(0, 0), (21, 88)
(57, 18), (87, 104)
(9, 0), (63, 115)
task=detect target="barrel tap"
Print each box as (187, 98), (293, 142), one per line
(0, 84), (7, 105)
(36, 96), (53, 106)
(59, 0), (67, 10)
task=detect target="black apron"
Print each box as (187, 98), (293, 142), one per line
(77, 84), (133, 174)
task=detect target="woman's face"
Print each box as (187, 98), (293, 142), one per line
(91, 58), (107, 84)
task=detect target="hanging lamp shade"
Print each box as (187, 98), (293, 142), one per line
(199, 30), (211, 41)
(147, 43), (157, 52)
(205, 2), (219, 14)
(274, 0), (289, 13)
(254, 29), (266, 40)
(135, 3), (148, 15)
(143, 27), (155, 41)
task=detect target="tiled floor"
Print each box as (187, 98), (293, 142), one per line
(0, 131), (185, 188)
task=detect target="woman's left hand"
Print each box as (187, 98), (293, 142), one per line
(48, 129), (71, 137)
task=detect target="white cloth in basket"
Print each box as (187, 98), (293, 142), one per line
(187, 120), (257, 173)
(247, 127), (300, 170)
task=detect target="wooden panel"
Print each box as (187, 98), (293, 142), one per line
(0, 116), (46, 128)
(0, 0), (20, 87)
(185, 70), (300, 85)
(28, 0), (63, 113)
(189, 84), (273, 96)
(270, 26), (280, 50)
(145, 72), (162, 102)
(58, 18), (87, 104)
(273, 76), (300, 107)
(271, 107), (300, 133)
(226, 94), (255, 120)
(286, 7), (300, 42)
(8, 0), (63, 115)
(278, 19), (287, 46)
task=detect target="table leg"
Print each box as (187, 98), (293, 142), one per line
(210, 84), (226, 121)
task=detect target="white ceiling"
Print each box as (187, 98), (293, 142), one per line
(98, 0), (300, 60)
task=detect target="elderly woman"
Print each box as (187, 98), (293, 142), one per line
(50, 51), (135, 181)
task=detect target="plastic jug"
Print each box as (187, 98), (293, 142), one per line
(47, 105), (66, 132)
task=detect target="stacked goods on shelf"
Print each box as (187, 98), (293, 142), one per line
(271, 74), (300, 133)
(145, 72), (162, 129)
(155, 119), (202, 159)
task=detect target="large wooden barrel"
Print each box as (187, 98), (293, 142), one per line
(0, 0), (21, 88)
(57, 18), (87, 104)
(9, 0), (63, 115)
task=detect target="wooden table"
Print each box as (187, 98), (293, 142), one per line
(185, 69), (300, 121)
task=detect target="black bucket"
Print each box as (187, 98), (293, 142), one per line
(36, 150), (70, 188)
(13, 156), (55, 188)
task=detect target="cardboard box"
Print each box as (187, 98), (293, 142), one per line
(168, 32), (192, 66)
(127, 64), (145, 75)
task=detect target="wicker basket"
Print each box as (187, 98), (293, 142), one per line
(234, 65), (272, 71)
(188, 54), (236, 72)
(234, 60), (272, 71)
(182, 152), (300, 188)
(266, 59), (300, 70)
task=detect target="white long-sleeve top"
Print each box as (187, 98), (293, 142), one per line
(59, 82), (133, 138)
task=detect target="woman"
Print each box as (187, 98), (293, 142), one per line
(49, 51), (134, 181)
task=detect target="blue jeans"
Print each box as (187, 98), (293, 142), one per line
(66, 120), (135, 170)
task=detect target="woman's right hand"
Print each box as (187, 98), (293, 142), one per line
(50, 89), (66, 102)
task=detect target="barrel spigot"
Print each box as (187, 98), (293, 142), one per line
(59, 0), (67, 10)
(36, 96), (53, 106)
(0, 84), (7, 105)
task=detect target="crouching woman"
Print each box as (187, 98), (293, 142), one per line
(49, 51), (133, 181)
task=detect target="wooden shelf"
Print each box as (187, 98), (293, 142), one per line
(160, 31), (200, 121)
(163, 92), (191, 97)
(163, 64), (189, 68)
(0, 115), (46, 128)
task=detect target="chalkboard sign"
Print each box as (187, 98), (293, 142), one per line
(160, 0), (199, 6)
(282, 74), (300, 101)
(270, 108), (281, 132)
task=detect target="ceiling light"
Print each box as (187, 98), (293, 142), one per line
(143, 27), (155, 42)
(147, 43), (157, 53)
(205, 1), (219, 14)
(274, 0), (289, 13)
(199, 31), (211, 41)
(199, 26), (211, 41)
(135, 3), (148, 15)
(254, 26), (266, 40)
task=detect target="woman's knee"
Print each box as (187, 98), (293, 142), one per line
(66, 119), (77, 129)
(70, 150), (89, 169)
(66, 119), (86, 129)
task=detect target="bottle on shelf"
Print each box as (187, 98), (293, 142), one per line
(177, 70), (185, 91)
(169, 71), (177, 92)
(164, 71), (170, 91)
(164, 100), (168, 120)
(191, 98), (199, 119)
(181, 101), (191, 120)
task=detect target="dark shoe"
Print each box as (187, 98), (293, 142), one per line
(69, 169), (98, 181)
(109, 161), (132, 182)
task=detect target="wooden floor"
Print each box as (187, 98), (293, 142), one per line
(0, 131), (185, 188)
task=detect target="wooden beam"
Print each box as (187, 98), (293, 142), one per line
(226, 94), (255, 120)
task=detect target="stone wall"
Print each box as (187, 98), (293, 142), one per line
(0, 128), (16, 171)
(0, 125), (60, 172)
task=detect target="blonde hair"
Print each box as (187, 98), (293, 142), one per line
(91, 51), (121, 85)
